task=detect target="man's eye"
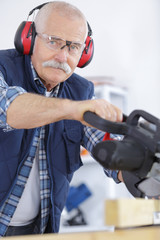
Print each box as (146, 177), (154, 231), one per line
(49, 40), (56, 45)
(70, 44), (79, 50)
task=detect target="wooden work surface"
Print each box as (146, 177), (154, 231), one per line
(4, 226), (160, 240)
(105, 198), (160, 228)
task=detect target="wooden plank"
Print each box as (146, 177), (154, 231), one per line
(105, 198), (160, 228)
(3, 226), (160, 240)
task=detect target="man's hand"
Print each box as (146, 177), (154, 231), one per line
(68, 98), (123, 125)
(118, 171), (124, 182)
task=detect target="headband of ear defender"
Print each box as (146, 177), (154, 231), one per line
(14, 2), (94, 68)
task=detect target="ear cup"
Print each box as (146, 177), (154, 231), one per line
(77, 35), (94, 68)
(14, 21), (36, 55)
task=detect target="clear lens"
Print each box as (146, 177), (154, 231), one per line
(37, 33), (85, 56)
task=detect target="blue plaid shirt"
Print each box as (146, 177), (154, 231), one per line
(0, 67), (119, 236)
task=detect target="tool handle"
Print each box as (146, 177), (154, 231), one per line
(83, 111), (128, 135)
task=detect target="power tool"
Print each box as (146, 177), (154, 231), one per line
(84, 110), (160, 198)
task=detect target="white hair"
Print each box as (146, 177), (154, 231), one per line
(34, 1), (87, 34)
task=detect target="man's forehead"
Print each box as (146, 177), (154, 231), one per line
(44, 13), (87, 42)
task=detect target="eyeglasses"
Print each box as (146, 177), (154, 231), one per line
(37, 33), (86, 56)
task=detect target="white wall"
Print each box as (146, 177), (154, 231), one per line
(0, 0), (160, 116)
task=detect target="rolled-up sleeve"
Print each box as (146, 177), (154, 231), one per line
(0, 71), (27, 131)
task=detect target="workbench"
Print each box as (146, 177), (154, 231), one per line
(3, 226), (160, 240)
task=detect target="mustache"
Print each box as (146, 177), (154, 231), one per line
(42, 60), (71, 74)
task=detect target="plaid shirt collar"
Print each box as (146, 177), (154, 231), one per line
(31, 62), (60, 97)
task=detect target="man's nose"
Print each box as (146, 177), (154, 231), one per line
(54, 46), (69, 63)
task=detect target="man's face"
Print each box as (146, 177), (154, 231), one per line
(31, 12), (87, 91)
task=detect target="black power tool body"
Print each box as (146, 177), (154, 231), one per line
(84, 110), (160, 198)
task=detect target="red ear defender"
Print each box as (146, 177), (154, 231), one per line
(14, 2), (47, 55)
(77, 36), (94, 68)
(14, 21), (36, 55)
(77, 22), (94, 68)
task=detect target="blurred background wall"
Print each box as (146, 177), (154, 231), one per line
(0, 0), (160, 116)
